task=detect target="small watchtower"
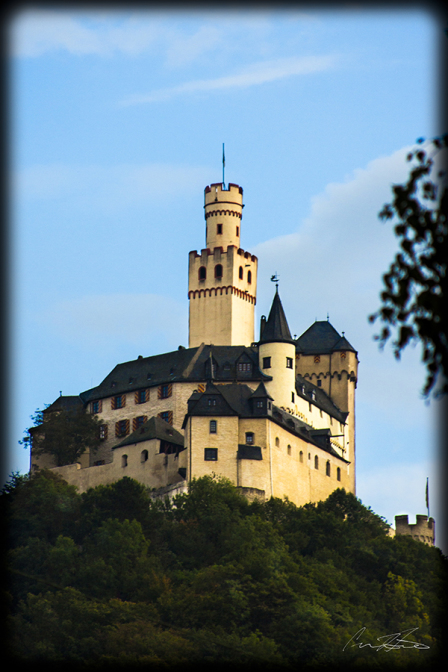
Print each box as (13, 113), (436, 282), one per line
(188, 183), (258, 347)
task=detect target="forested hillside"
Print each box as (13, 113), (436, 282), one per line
(3, 471), (447, 669)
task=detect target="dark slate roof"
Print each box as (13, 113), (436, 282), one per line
(44, 396), (84, 414)
(250, 381), (273, 400)
(295, 374), (348, 424)
(113, 416), (184, 450)
(295, 321), (356, 355)
(80, 344), (271, 404)
(259, 290), (294, 344)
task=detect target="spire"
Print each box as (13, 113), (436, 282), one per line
(259, 291), (294, 344)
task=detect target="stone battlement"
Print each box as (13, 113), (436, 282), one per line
(395, 514), (435, 546)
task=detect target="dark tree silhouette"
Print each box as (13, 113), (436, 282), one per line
(369, 135), (448, 397)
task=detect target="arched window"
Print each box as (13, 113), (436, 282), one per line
(215, 264), (223, 279)
(122, 454), (128, 467)
(299, 451), (303, 463)
(141, 450), (148, 463)
(239, 266), (243, 279)
(337, 467), (341, 482)
(287, 444), (291, 455)
(199, 266), (206, 280)
(275, 437), (280, 447)
(314, 455), (319, 470)
(247, 270), (252, 284)
(326, 460), (330, 476)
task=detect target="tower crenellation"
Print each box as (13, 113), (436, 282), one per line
(188, 182), (258, 347)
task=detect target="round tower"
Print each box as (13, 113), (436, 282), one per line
(188, 182), (258, 347)
(258, 290), (296, 411)
(205, 182), (243, 249)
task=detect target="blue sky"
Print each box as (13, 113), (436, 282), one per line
(8, 8), (446, 549)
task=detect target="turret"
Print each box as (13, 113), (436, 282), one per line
(205, 182), (243, 249)
(258, 289), (296, 411)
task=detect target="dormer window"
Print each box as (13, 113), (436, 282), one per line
(208, 398), (217, 406)
(238, 362), (251, 372)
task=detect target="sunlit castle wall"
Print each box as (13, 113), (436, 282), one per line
(188, 183), (257, 347)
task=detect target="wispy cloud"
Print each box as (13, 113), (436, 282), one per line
(119, 55), (339, 105)
(10, 10), (162, 57)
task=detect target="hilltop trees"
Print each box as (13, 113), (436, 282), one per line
(4, 472), (447, 666)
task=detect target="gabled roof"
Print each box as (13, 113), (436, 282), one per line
(113, 416), (184, 450)
(259, 290), (294, 344)
(295, 320), (356, 355)
(250, 381), (273, 400)
(80, 344), (270, 404)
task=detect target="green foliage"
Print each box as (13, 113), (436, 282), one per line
(23, 404), (103, 467)
(5, 474), (447, 667)
(369, 135), (448, 397)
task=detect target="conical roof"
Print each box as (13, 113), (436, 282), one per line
(259, 290), (294, 344)
(295, 321), (356, 355)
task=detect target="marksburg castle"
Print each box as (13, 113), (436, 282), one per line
(31, 181), (359, 504)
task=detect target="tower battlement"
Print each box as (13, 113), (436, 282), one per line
(395, 514), (435, 546)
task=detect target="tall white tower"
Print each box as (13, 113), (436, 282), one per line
(188, 182), (258, 347)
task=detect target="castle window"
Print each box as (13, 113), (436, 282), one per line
(91, 400), (102, 414)
(135, 389), (149, 404)
(158, 411), (173, 425)
(263, 357), (271, 369)
(210, 420), (217, 434)
(112, 395), (125, 410)
(238, 362), (251, 372)
(299, 451), (303, 463)
(236, 226), (239, 237)
(122, 455), (128, 467)
(204, 448), (218, 461)
(314, 355), (321, 363)
(208, 398), (217, 406)
(141, 450), (148, 463)
(256, 400), (263, 408)
(291, 392), (295, 403)
(314, 455), (319, 469)
(115, 420), (130, 437)
(158, 384), (172, 399)
(286, 357), (293, 369)
(215, 264), (223, 278)
(287, 445), (291, 455)
(99, 424), (108, 440)
(268, 401), (272, 410)
(133, 415), (147, 431)
(326, 461), (331, 476)
(199, 266), (207, 280)
(337, 467), (341, 482)
(239, 266), (243, 279)
(247, 270), (252, 284)
(275, 437), (280, 447)
(217, 224), (222, 235)
(246, 432), (254, 445)
(317, 379), (322, 387)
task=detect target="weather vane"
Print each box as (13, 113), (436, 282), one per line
(270, 273), (279, 292)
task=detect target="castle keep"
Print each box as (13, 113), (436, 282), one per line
(31, 180), (359, 506)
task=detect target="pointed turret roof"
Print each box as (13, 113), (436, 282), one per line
(259, 290), (294, 344)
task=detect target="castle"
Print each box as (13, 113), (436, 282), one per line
(31, 181), (359, 507)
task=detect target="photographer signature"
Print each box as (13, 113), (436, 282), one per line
(343, 627), (430, 652)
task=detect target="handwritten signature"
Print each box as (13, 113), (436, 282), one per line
(343, 627), (430, 652)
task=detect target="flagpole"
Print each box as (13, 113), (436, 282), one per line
(222, 143), (225, 188)
(426, 477), (430, 518)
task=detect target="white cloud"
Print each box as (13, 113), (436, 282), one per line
(10, 10), (162, 57)
(119, 55), (339, 105)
